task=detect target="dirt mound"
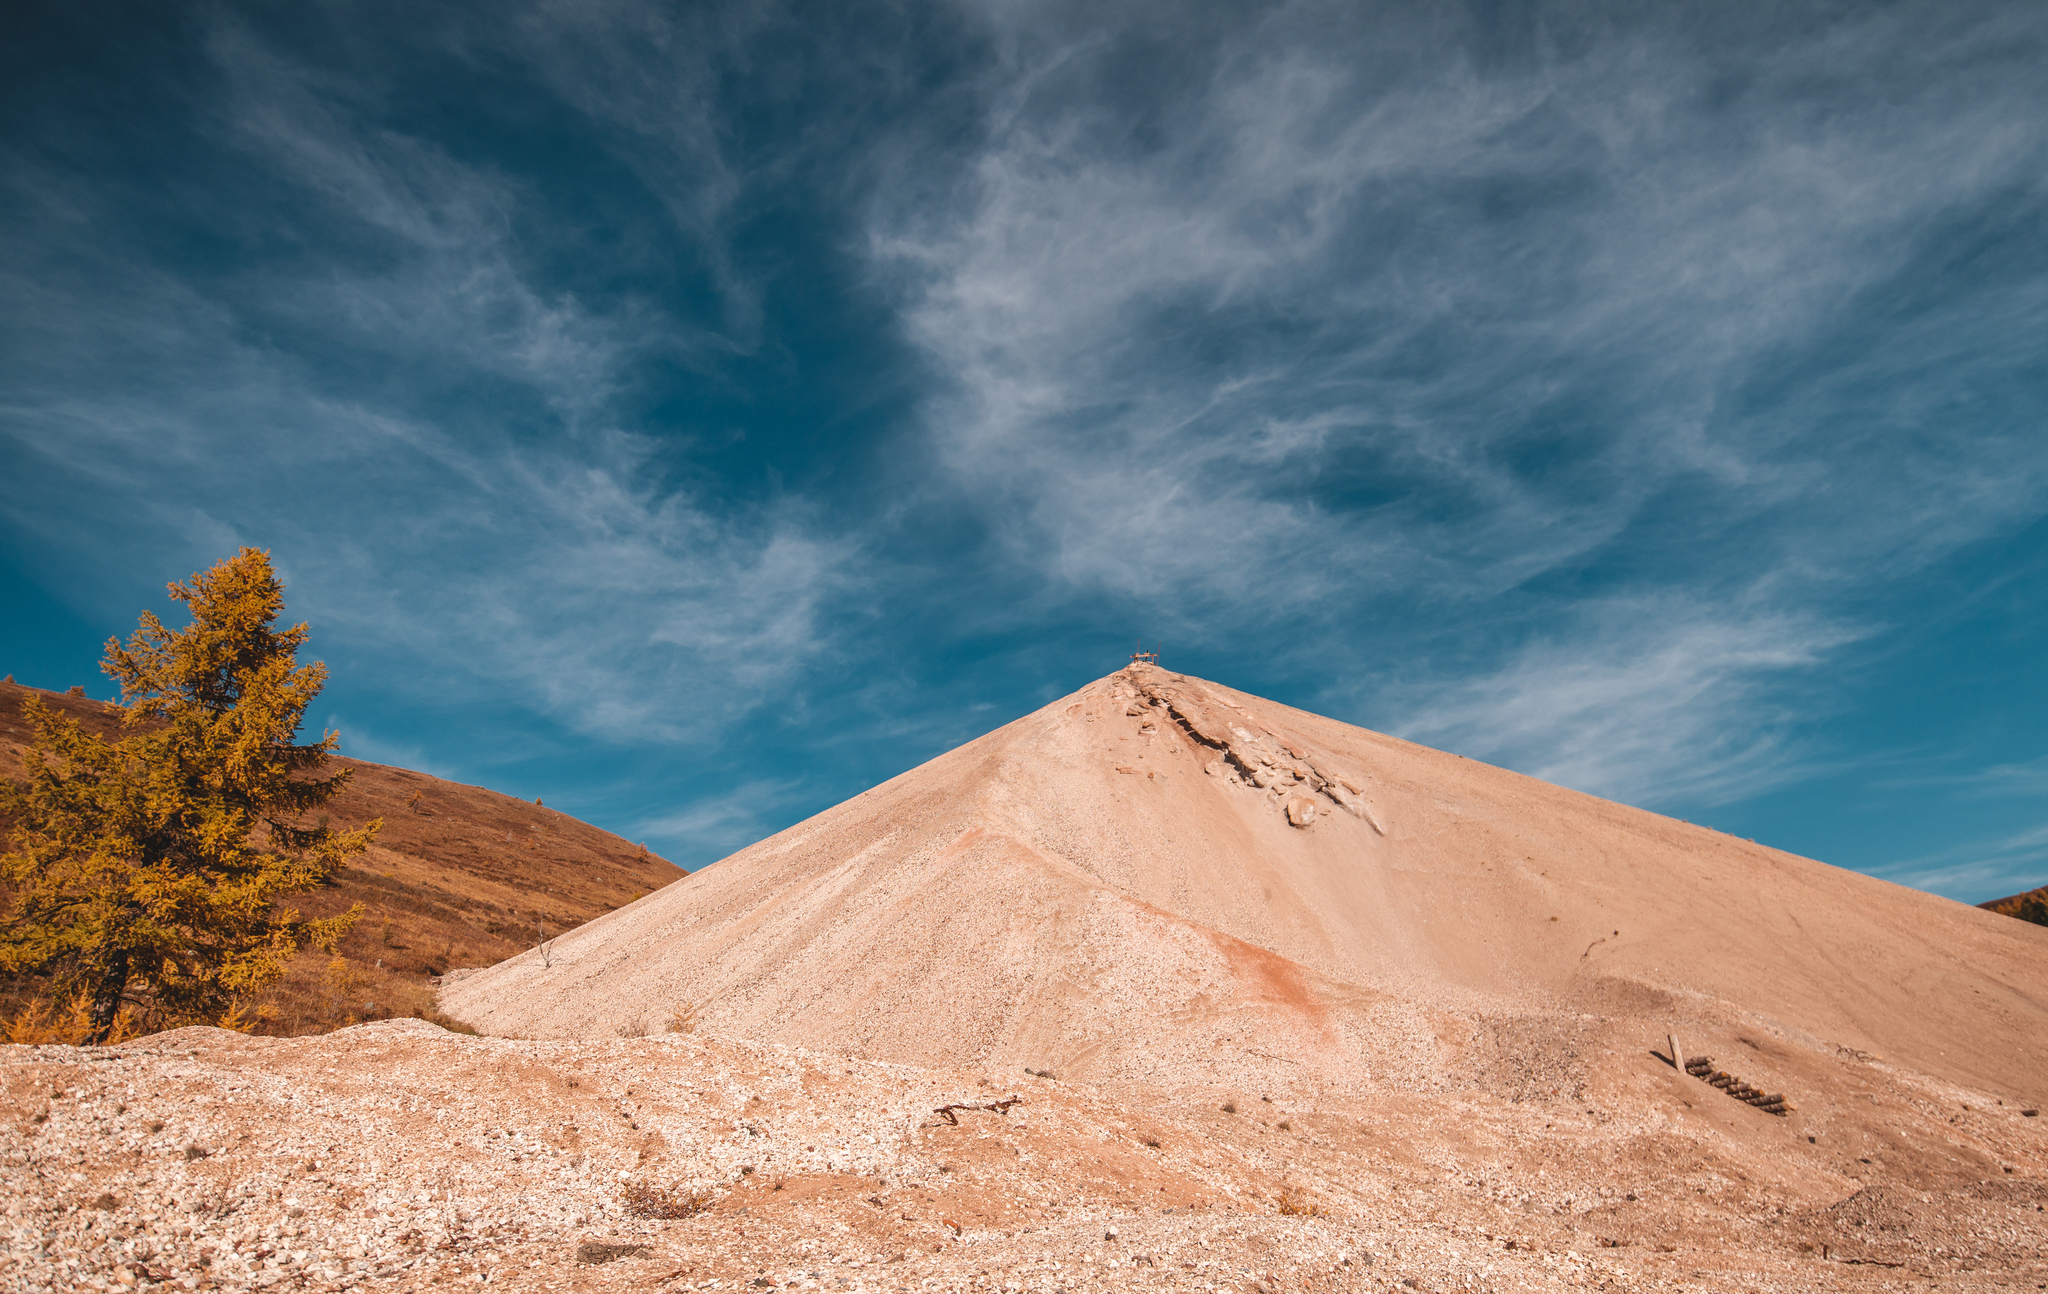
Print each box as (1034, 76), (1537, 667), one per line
(442, 665), (2047, 1108)
(0, 680), (681, 1033)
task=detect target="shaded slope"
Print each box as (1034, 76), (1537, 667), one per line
(0, 680), (681, 1032)
(442, 665), (2047, 1107)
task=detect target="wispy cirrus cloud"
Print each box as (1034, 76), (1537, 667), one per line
(869, 0), (2048, 799)
(1877, 754), (2048, 799)
(1871, 822), (2048, 902)
(628, 775), (820, 859)
(208, 20), (654, 413)
(1385, 600), (1865, 804)
(3, 0), (2044, 885)
(0, 14), (850, 746)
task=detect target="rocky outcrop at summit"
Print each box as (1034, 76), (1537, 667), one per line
(1119, 667), (1383, 833)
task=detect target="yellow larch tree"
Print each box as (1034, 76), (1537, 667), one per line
(0, 548), (376, 1041)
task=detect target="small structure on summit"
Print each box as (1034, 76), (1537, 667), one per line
(1130, 642), (1159, 667)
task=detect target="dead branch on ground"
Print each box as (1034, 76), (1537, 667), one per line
(933, 1097), (1022, 1126)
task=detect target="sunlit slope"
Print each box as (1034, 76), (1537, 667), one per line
(441, 666), (2046, 1101)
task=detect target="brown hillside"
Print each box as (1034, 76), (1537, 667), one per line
(0, 680), (681, 1034)
(1982, 882), (2048, 927)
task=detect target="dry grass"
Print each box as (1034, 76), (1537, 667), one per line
(3, 994), (144, 1046)
(237, 947), (477, 1036)
(620, 1182), (709, 1220)
(1276, 1188), (1325, 1217)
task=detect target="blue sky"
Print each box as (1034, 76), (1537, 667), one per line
(3, 0), (2044, 902)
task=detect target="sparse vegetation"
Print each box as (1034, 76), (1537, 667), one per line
(1277, 1188), (1324, 1216)
(4, 992), (141, 1045)
(621, 1181), (708, 1219)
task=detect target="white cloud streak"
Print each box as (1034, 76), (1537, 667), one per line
(1873, 822), (2048, 902)
(0, 16), (849, 745)
(629, 776), (817, 860)
(1387, 601), (1864, 804)
(209, 20), (645, 415)
(869, 0), (2048, 798)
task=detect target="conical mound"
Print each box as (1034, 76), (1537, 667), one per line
(441, 666), (2045, 1102)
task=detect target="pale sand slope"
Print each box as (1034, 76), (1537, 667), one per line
(442, 665), (2045, 1110)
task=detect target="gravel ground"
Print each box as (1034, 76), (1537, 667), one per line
(6, 1019), (2045, 1293)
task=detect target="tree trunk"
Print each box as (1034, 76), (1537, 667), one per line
(87, 946), (131, 1045)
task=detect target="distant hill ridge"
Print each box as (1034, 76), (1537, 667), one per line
(1981, 883), (2048, 927)
(0, 679), (682, 1033)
